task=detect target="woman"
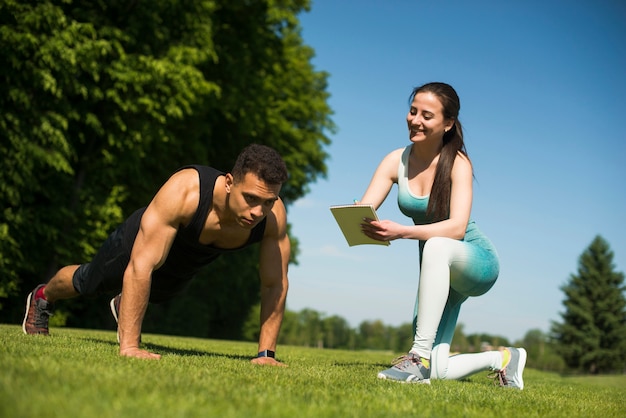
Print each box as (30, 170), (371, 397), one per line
(359, 82), (526, 389)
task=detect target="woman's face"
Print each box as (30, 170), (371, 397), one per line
(406, 92), (454, 144)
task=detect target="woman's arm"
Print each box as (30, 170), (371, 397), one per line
(359, 149), (402, 209)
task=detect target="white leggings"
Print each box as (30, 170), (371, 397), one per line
(410, 237), (501, 380)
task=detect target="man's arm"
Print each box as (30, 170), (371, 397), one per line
(252, 198), (290, 366)
(118, 169), (199, 359)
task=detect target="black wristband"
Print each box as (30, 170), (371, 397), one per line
(257, 349), (275, 358)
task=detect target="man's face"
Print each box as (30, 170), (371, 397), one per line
(227, 172), (281, 228)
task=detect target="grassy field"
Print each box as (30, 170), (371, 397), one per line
(1, 324), (624, 418)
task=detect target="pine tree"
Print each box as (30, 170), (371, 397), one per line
(551, 235), (626, 373)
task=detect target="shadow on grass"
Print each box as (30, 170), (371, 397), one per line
(78, 337), (251, 361)
(334, 361), (393, 368)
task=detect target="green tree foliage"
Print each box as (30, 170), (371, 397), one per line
(0, 0), (334, 339)
(449, 323), (510, 353)
(551, 235), (626, 374)
(244, 307), (518, 353)
(516, 329), (566, 373)
(279, 308), (333, 348)
(356, 320), (390, 351)
(465, 332), (510, 351)
(450, 323), (468, 352)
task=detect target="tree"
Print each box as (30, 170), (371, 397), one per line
(321, 315), (353, 349)
(0, 0), (334, 340)
(450, 323), (469, 353)
(551, 235), (626, 374)
(386, 322), (413, 352)
(516, 329), (565, 372)
(357, 320), (392, 350)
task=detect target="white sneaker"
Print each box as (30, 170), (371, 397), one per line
(489, 347), (527, 390)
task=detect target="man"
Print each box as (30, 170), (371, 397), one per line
(23, 144), (290, 366)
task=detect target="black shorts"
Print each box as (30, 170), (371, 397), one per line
(72, 219), (192, 303)
(72, 221), (130, 298)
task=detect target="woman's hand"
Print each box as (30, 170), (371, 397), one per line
(360, 218), (406, 242)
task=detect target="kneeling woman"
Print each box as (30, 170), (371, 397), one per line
(358, 82), (526, 389)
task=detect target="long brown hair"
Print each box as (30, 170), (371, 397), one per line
(409, 82), (468, 222)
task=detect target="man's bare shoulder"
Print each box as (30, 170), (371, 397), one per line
(150, 168), (203, 221)
(166, 167), (201, 185)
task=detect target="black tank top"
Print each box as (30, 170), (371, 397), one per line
(123, 165), (267, 279)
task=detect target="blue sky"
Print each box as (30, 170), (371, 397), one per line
(284, 0), (626, 343)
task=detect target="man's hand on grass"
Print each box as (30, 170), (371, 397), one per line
(120, 347), (161, 360)
(250, 357), (287, 367)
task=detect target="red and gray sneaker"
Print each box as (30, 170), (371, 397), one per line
(22, 284), (54, 335)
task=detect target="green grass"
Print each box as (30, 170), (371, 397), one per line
(1, 324), (625, 418)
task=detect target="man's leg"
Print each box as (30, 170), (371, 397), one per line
(43, 265), (81, 301)
(24, 217), (133, 336)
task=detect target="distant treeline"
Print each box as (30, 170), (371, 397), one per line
(241, 305), (567, 373)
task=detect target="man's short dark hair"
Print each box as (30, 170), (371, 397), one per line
(231, 144), (288, 185)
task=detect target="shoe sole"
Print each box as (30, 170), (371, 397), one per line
(110, 297), (119, 323)
(111, 296), (141, 344)
(109, 297), (120, 343)
(515, 348), (527, 390)
(22, 291), (34, 335)
(377, 373), (431, 384)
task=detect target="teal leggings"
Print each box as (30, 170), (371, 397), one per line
(411, 236), (500, 379)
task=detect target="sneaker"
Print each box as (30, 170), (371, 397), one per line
(377, 352), (431, 384)
(110, 294), (121, 324)
(489, 347), (527, 390)
(22, 285), (54, 335)
(110, 294), (121, 343)
(110, 294), (141, 343)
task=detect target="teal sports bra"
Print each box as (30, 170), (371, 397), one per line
(396, 145), (492, 248)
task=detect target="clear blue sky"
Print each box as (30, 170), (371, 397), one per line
(284, 0), (626, 343)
